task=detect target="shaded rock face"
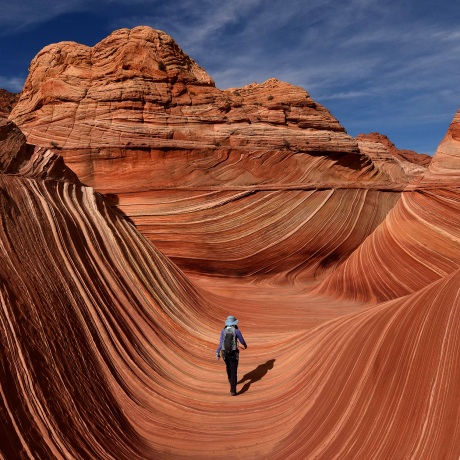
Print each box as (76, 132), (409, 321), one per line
(0, 118), (80, 182)
(0, 119), (33, 173)
(0, 89), (19, 118)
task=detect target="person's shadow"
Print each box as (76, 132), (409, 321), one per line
(238, 359), (275, 395)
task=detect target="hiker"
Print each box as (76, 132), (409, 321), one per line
(216, 315), (247, 396)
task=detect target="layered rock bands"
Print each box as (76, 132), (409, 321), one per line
(1, 26), (459, 459)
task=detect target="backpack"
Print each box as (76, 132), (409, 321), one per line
(222, 326), (237, 357)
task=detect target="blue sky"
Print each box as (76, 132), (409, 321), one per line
(1, 0), (459, 155)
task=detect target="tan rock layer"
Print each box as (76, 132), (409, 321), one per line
(357, 132), (432, 166)
(357, 137), (427, 182)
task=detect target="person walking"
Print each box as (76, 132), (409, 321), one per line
(216, 315), (247, 396)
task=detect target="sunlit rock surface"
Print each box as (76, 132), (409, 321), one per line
(10, 26), (387, 190)
(10, 26), (420, 281)
(426, 109), (460, 180)
(357, 133), (428, 182)
(2, 27), (460, 459)
(316, 110), (460, 303)
(357, 132), (432, 166)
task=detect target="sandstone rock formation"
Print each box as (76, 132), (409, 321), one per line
(357, 132), (432, 166)
(425, 109), (460, 180)
(10, 26), (421, 281)
(2, 26), (459, 460)
(1, 113), (460, 459)
(357, 132), (428, 182)
(10, 26), (387, 189)
(0, 89), (19, 118)
(315, 111), (460, 303)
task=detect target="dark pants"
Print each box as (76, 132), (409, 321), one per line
(224, 351), (239, 394)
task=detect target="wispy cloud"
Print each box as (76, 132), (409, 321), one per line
(319, 90), (372, 101)
(0, 1), (91, 35)
(0, 76), (25, 93)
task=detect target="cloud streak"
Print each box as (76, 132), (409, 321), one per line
(0, 0), (92, 35)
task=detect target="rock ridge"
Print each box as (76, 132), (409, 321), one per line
(8, 26), (431, 279)
(11, 26), (397, 191)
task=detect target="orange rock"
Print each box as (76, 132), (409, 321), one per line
(11, 26), (409, 191)
(316, 112), (460, 303)
(357, 133), (428, 182)
(10, 26), (420, 281)
(1, 28), (460, 459)
(357, 132), (432, 166)
(1, 119), (460, 458)
(426, 109), (460, 178)
(0, 119), (33, 173)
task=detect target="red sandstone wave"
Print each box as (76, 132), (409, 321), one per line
(8, 26), (424, 282)
(2, 119), (460, 458)
(1, 26), (460, 459)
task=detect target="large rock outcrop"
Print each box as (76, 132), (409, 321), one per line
(10, 26), (377, 189)
(2, 24), (460, 460)
(1, 115), (460, 459)
(357, 132), (432, 166)
(316, 111), (460, 302)
(357, 132), (428, 182)
(425, 109), (460, 181)
(10, 26), (420, 281)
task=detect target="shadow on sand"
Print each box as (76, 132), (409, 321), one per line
(238, 359), (275, 395)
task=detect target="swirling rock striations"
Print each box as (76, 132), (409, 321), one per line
(0, 120), (223, 458)
(276, 267), (460, 459)
(425, 109), (460, 181)
(2, 27), (460, 459)
(316, 111), (460, 303)
(127, 188), (400, 279)
(10, 26), (422, 280)
(1, 120), (460, 458)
